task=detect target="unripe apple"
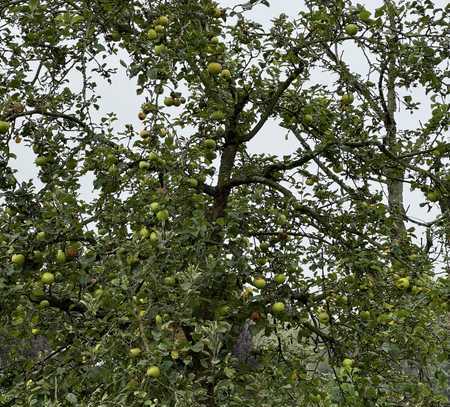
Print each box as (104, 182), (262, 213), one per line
(207, 62), (222, 75)
(11, 253), (25, 266)
(150, 202), (160, 211)
(155, 314), (163, 325)
(139, 161), (151, 170)
(31, 328), (40, 335)
(164, 276), (176, 286)
(154, 44), (167, 55)
(220, 69), (231, 79)
(147, 29), (158, 40)
(154, 25), (165, 33)
(127, 255), (139, 266)
(341, 93), (354, 105)
(156, 209), (169, 222)
(426, 191), (440, 202)
(0, 121), (10, 134)
(342, 358), (353, 369)
(318, 311), (330, 324)
(203, 139), (216, 149)
(129, 347), (141, 358)
(150, 231), (159, 242)
(186, 177), (198, 187)
(172, 98), (181, 107)
(164, 97), (174, 107)
(139, 226), (150, 239)
(344, 24), (359, 36)
(305, 177), (316, 186)
(274, 274), (286, 284)
(41, 272), (55, 285)
(39, 300), (50, 308)
(146, 366), (160, 378)
(253, 277), (266, 289)
(140, 129), (151, 139)
(277, 214), (288, 225)
(360, 310), (370, 321)
(56, 249), (66, 264)
(272, 302), (285, 314)
(138, 111), (146, 120)
(303, 114), (314, 125)
(148, 152), (158, 161)
(35, 156), (48, 166)
(395, 276), (410, 289)
(156, 15), (169, 26)
(36, 231), (47, 241)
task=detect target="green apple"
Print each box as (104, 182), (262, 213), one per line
(204, 139), (216, 149)
(150, 202), (160, 211)
(426, 191), (440, 202)
(341, 93), (354, 105)
(139, 161), (150, 170)
(318, 311), (330, 324)
(35, 156), (49, 166)
(155, 314), (163, 325)
(31, 328), (40, 335)
(41, 272), (55, 285)
(207, 62), (222, 75)
(344, 24), (359, 36)
(272, 302), (285, 314)
(0, 121), (10, 134)
(129, 347), (141, 358)
(154, 24), (165, 33)
(342, 358), (353, 369)
(164, 276), (176, 286)
(147, 29), (158, 40)
(274, 274), (286, 284)
(217, 305), (230, 316)
(39, 300), (50, 308)
(156, 15), (169, 26)
(164, 97), (174, 106)
(305, 177), (316, 186)
(148, 152), (158, 161)
(146, 366), (160, 378)
(253, 277), (266, 289)
(11, 253), (25, 266)
(154, 44), (167, 55)
(395, 276), (410, 289)
(127, 255), (139, 266)
(140, 129), (151, 139)
(277, 214), (288, 225)
(56, 249), (66, 264)
(139, 226), (150, 239)
(220, 69), (231, 79)
(360, 310), (370, 321)
(156, 209), (169, 222)
(36, 231), (47, 241)
(186, 177), (198, 187)
(303, 114), (314, 125)
(150, 231), (159, 242)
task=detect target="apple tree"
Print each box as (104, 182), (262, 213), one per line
(0, 0), (449, 406)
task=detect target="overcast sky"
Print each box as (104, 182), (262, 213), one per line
(9, 0), (445, 239)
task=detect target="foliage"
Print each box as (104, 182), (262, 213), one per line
(0, 0), (449, 406)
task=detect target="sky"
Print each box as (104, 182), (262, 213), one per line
(8, 0), (446, 239)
